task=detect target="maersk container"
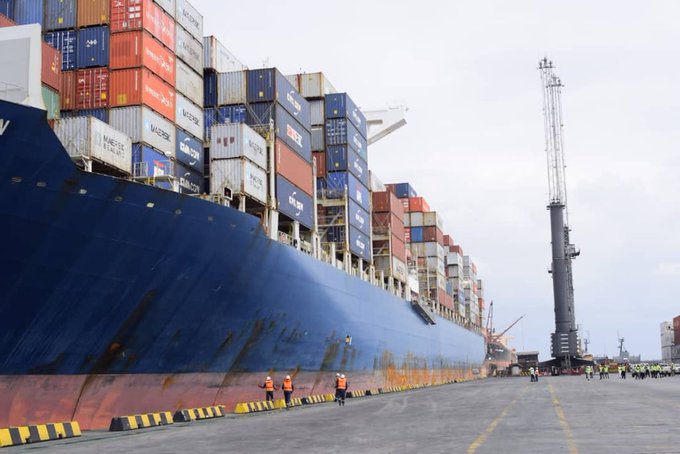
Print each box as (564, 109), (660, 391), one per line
(210, 158), (267, 203)
(276, 175), (314, 229)
(110, 0), (175, 51)
(325, 93), (367, 138)
(175, 0), (202, 41)
(76, 26), (109, 69)
(325, 171), (370, 212)
(210, 123), (267, 169)
(176, 59), (202, 106)
(217, 70), (246, 106)
(44, 30), (76, 70)
(45, 0), (75, 30)
(248, 103), (311, 163)
(132, 144), (173, 179)
(325, 118), (367, 162)
(311, 126), (324, 151)
(109, 31), (175, 85)
(203, 70), (217, 107)
(61, 108), (108, 122)
(310, 99), (324, 125)
(175, 128), (203, 173)
(326, 145), (368, 188)
(203, 35), (242, 72)
(247, 68), (311, 128)
(175, 93), (203, 140)
(110, 106), (176, 156)
(109, 68), (176, 121)
(13, 0), (42, 25)
(154, 0), (175, 18)
(53, 116), (132, 173)
(410, 226), (424, 243)
(298, 72), (337, 99)
(175, 25), (202, 74)
(41, 84), (60, 119)
(348, 199), (370, 236)
(349, 225), (371, 262)
(175, 160), (202, 194)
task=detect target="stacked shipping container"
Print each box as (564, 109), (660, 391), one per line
(372, 190), (407, 283)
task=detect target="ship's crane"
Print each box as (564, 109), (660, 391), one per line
(490, 315), (525, 343)
(485, 301), (524, 342)
(538, 58), (587, 369)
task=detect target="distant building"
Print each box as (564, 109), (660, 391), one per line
(660, 321), (674, 363)
(517, 351), (539, 370)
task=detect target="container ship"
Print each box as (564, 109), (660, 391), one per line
(0, 1), (490, 430)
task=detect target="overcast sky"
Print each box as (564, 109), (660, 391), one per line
(193, 0), (680, 360)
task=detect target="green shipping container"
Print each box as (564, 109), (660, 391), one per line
(41, 84), (60, 120)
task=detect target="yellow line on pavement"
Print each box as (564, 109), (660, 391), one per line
(466, 384), (529, 454)
(548, 383), (578, 454)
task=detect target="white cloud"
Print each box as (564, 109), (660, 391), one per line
(656, 263), (680, 278)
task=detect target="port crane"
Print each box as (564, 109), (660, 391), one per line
(485, 301), (524, 343)
(538, 58), (589, 369)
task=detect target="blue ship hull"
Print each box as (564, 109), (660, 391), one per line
(0, 100), (484, 428)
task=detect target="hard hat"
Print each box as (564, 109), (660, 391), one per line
(286, 375), (291, 379)
(340, 374), (345, 378)
(266, 376), (271, 380)
(336, 373), (340, 377)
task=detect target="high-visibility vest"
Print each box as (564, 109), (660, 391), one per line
(264, 379), (274, 391)
(283, 378), (293, 391)
(337, 377), (347, 390)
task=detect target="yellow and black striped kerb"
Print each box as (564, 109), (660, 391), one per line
(366, 389), (380, 396)
(234, 401), (276, 414)
(109, 412), (174, 431)
(301, 395), (326, 405)
(0, 421), (81, 447)
(173, 405), (225, 422)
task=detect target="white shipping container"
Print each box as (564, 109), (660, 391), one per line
(424, 211), (444, 230)
(210, 158), (267, 203)
(175, 26), (202, 74)
(285, 74), (299, 91)
(54, 117), (132, 174)
(410, 212), (424, 227)
(175, 93), (203, 140)
(297, 72), (336, 99)
(409, 243), (425, 257)
(110, 106), (176, 156)
(425, 242), (445, 258)
(203, 35), (244, 72)
(311, 126), (324, 151)
(175, 59), (203, 106)
(393, 256), (407, 282)
(369, 170), (386, 193)
(426, 257), (446, 276)
(403, 213), (411, 227)
(175, 0), (203, 41)
(217, 70), (247, 106)
(310, 99), (324, 125)
(210, 123), (267, 168)
(154, 0), (175, 17)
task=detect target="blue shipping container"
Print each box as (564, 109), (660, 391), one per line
(13, 0), (42, 25)
(44, 30), (77, 70)
(175, 161), (203, 195)
(175, 129), (203, 174)
(325, 93), (367, 139)
(247, 68), (311, 128)
(348, 199), (370, 236)
(325, 118), (368, 162)
(77, 26), (109, 69)
(393, 182), (417, 198)
(276, 175), (314, 229)
(44, 0), (76, 30)
(410, 227), (424, 243)
(248, 103), (311, 163)
(349, 225), (371, 262)
(217, 104), (247, 123)
(60, 108), (108, 123)
(326, 145), (369, 188)
(0, 0), (13, 19)
(132, 144), (173, 179)
(203, 108), (216, 142)
(204, 71), (217, 108)
(325, 171), (370, 212)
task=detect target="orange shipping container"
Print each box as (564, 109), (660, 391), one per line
(372, 191), (404, 220)
(78, 0), (109, 27)
(41, 42), (61, 91)
(60, 70), (77, 110)
(438, 291), (454, 310)
(110, 68), (175, 121)
(110, 0), (175, 51)
(110, 31), (176, 85)
(409, 197), (430, 213)
(0, 12), (14, 27)
(276, 139), (313, 197)
(76, 67), (109, 109)
(313, 151), (326, 177)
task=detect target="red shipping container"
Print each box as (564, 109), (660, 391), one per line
(372, 212), (405, 242)
(110, 0), (175, 51)
(372, 191), (405, 221)
(401, 198), (409, 213)
(110, 31), (176, 85)
(78, 0), (110, 27)
(110, 68), (175, 121)
(313, 151), (326, 177)
(443, 234), (453, 247)
(423, 226), (437, 242)
(436, 228), (444, 245)
(451, 245), (463, 255)
(76, 68), (109, 109)
(409, 197), (430, 213)
(0, 12), (15, 27)
(60, 70), (77, 110)
(391, 235), (406, 262)
(404, 227), (411, 244)
(275, 139), (313, 197)
(438, 291), (454, 310)
(41, 42), (61, 91)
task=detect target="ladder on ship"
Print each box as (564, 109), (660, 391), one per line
(411, 297), (436, 325)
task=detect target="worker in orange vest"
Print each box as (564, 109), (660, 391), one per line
(282, 375), (294, 407)
(258, 376), (277, 402)
(335, 374), (348, 406)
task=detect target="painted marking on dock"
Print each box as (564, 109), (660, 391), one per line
(466, 383), (528, 453)
(548, 383), (578, 454)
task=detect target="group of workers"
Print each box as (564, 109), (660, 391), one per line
(258, 373), (349, 407)
(584, 363), (672, 381)
(528, 367), (540, 382)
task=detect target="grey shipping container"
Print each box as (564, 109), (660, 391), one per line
(217, 70), (247, 106)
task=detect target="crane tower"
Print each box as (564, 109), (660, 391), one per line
(538, 58), (585, 369)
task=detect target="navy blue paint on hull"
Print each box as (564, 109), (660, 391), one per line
(0, 100), (484, 377)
